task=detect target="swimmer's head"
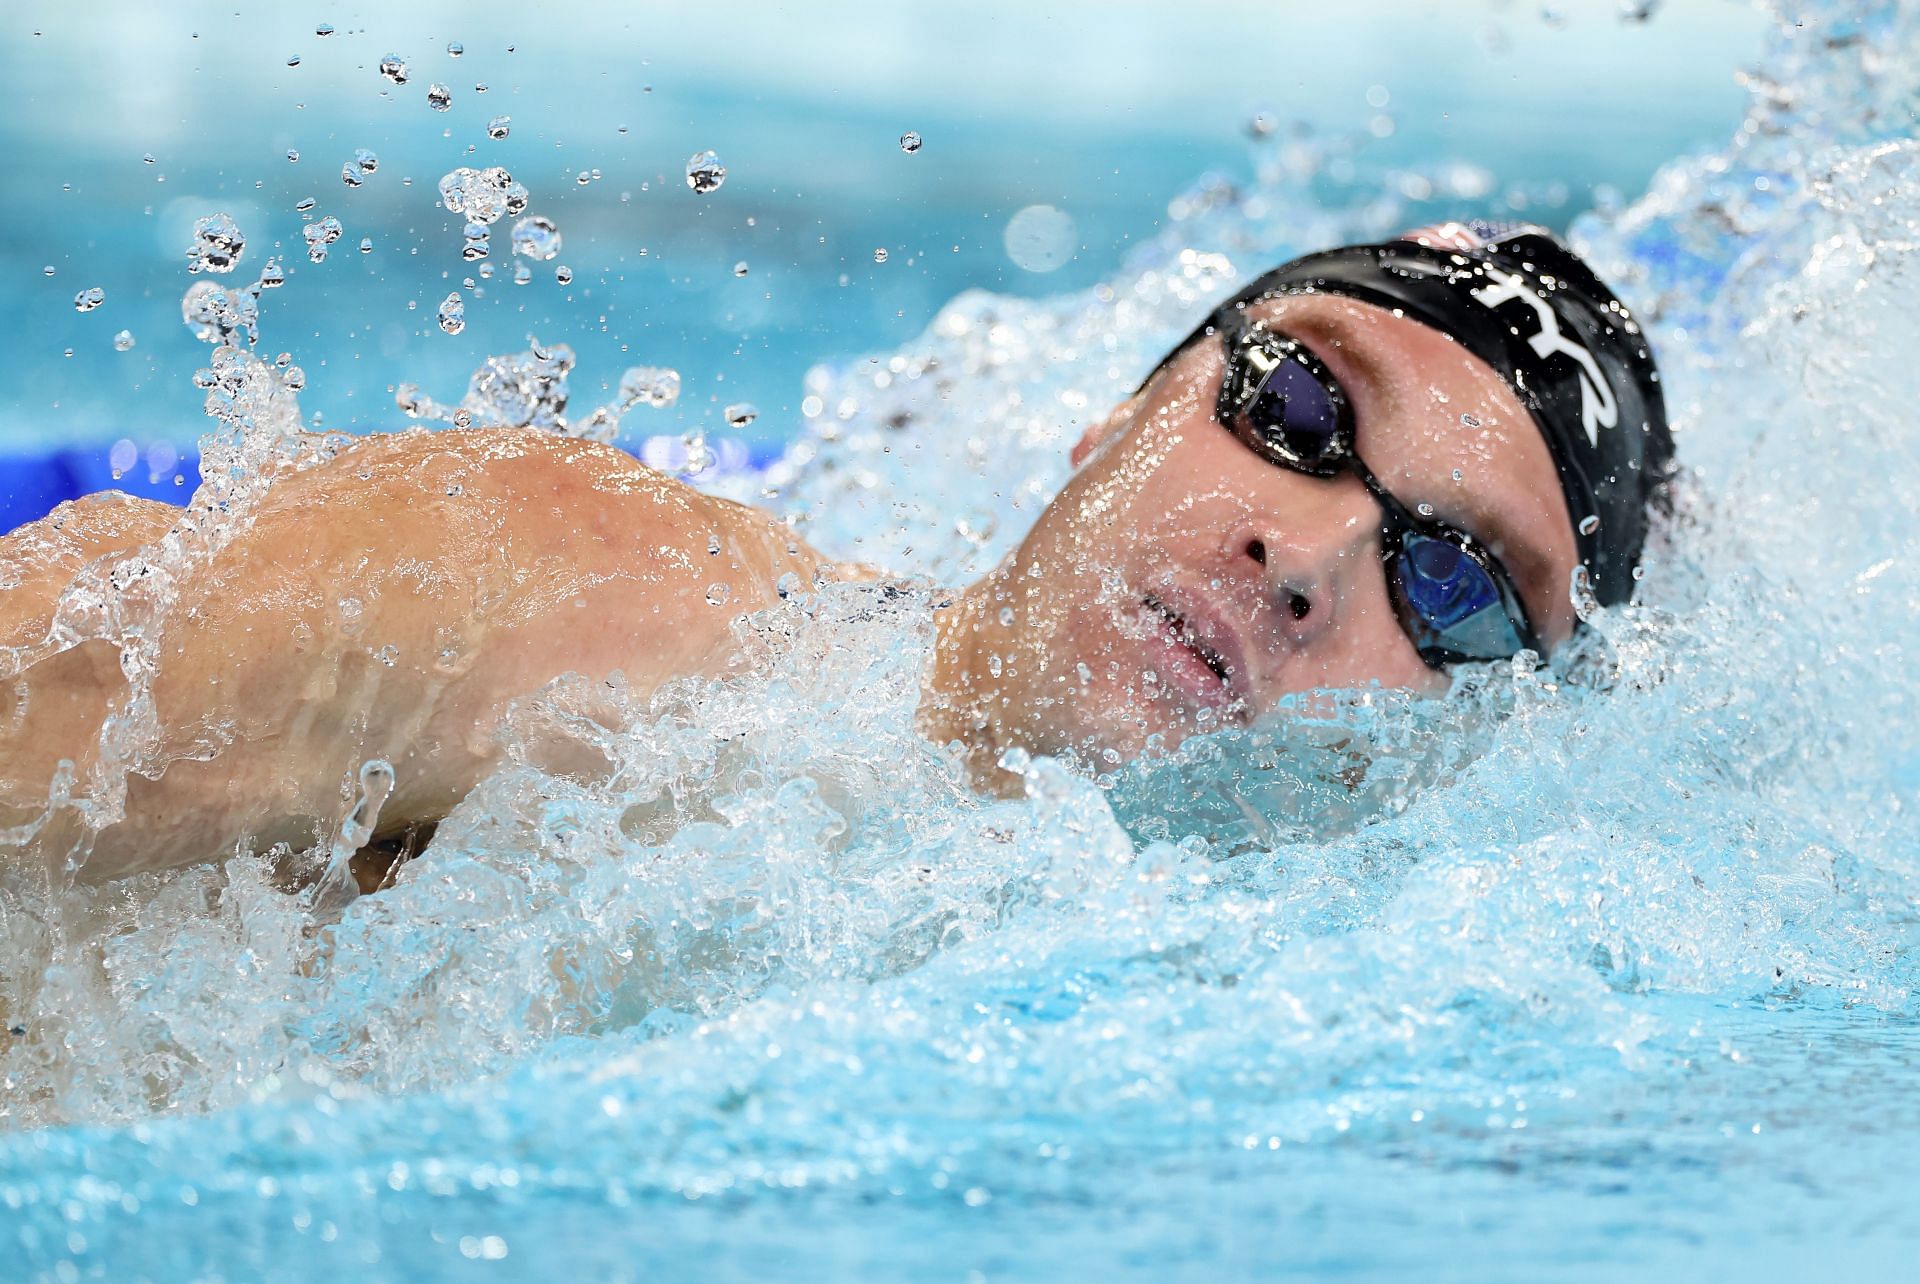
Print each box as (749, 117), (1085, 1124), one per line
(931, 223), (1674, 766)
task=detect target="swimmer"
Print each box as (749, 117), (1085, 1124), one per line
(0, 223), (1670, 885)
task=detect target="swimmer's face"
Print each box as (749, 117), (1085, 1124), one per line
(968, 293), (1581, 764)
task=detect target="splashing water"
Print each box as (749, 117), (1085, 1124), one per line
(185, 212), (244, 274)
(685, 148), (726, 194)
(7, 4), (1920, 1281)
(435, 291), (465, 336)
(509, 213), (561, 261)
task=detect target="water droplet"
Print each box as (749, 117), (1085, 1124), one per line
(899, 130), (922, 153)
(724, 402), (758, 429)
(1578, 514), (1602, 536)
(295, 196), (317, 213)
(1416, 502), (1435, 518)
(141, 152), (156, 165)
(1452, 468), (1465, 482)
(733, 261), (749, 277)
(509, 214), (561, 261)
(340, 162), (364, 188)
(353, 148), (379, 175)
(462, 221), (491, 261)
(873, 248), (888, 264)
(187, 213), (246, 274)
(1246, 110), (1279, 138)
(286, 148), (300, 163)
(302, 216), (343, 262)
(473, 81), (488, 93)
(617, 366), (680, 408)
(486, 115), (510, 140)
(1460, 413), (1482, 429)
(437, 292), (466, 335)
(379, 53), (409, 85)
(553, 265), (573, 285)
(685, 149), (726, 194)
(113, 329), (135, 352)
(259, 259), (286, 288)
(286, 55), (302, 67)
(438, 166), (528, 224)
(997, 606), (1015, 627)
(705, 582), (732, 607)
(72, 287), (105, 313)
(40, 265), (54, 277)
(282, 365), (307, 391)
(315, 22), (334, 36)
(426, 83), (453, 112)
(446, 40), (464, 57)
(359, 237), (374, 254)
(512, 261), (532, 285)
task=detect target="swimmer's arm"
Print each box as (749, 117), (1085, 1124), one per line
(5, 428), (825, 882)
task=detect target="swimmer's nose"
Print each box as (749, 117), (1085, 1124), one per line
(1230, 492), (1384, 651)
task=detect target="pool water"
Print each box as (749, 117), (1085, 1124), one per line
(8, 2), (1920, 1282)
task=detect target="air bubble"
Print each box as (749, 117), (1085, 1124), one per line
(446, 40), (464, 57)
(462, 221), (491, 261)
(427, 83), (453, 112)
(873, 248), (888, 264)
(187, 213), (246, 274)
(353, 148), (378, 175)
(1460, 413), (1482, 428)
(379, 54), (409, 85)
(359, 237), (374, 254)
(295, 196), (317, 213)
(73, 287), (105, 313)
(705, 583), (732, 607)
(899, 130), (922, 153)
(512, 261), (532, 286)
(733, 261), (749, 277)
(287, 55), (301, 67)
(486, 115), (510, 140)
(1578, 514), (1602, 536)
(340, 163), (364, 188)
(554, 265), (573, 285)
(724, 402), (759, 429)
(436, 292), (466, 335)
(113, 329), (135, 352)
(258, 259), (286, 289)
(287, 149), (300, 163)
(685, 149), (726, 194)
(1416, 502), (1435, 518)
(315, 23), (334, 36)
(509, 214), (561, 261)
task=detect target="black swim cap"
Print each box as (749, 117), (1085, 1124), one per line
(1152, 223), (1673, 606)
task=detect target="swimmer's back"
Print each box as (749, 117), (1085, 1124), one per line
(0, 427), (829, 882)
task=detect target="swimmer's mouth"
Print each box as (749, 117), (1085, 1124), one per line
(1142, 592), (1236, 693)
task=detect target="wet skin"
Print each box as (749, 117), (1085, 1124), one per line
(0, 295), (1578, 882)
(922, 293), (1580, 773)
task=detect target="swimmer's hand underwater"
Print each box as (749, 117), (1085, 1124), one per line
(0, 428), (828, 883)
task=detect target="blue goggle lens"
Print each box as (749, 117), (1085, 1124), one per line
(1391, 532), (1527, 662)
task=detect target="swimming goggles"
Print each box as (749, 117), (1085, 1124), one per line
(1213, 316), (1542, 668)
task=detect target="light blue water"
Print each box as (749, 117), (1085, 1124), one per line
(9, 3), (1920, 1282)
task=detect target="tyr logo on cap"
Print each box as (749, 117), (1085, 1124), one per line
(1468, 265), (1618, 448)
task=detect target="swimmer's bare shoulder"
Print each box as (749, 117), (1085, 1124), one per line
(0, 427), (830, 882)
